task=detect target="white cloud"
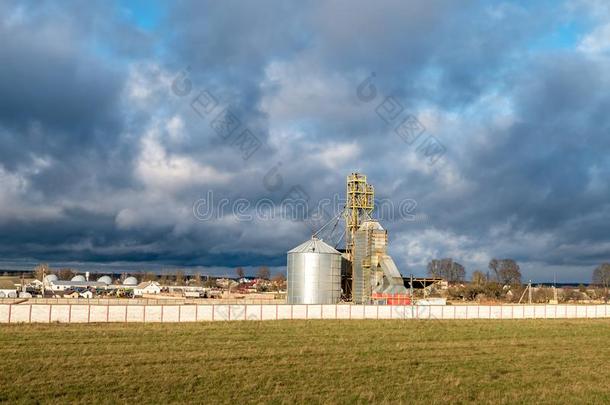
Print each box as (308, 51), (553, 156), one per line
(313, 142), (360, 170)
(135, 127), (233, 193)
(124, 62), (174, 106)
(165, 115), (185, 141)
(0, 164), (61, 221)
(579, 23), (610, 54)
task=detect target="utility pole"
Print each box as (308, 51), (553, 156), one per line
(518, 280), (533, 304)
(410, 274), (414, 318)
(42, 265), (47, 298)
(409, 274), (414, 298)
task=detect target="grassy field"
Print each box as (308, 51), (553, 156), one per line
(1, 320), (609, 404)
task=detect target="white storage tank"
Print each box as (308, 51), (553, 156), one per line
(287, 237), (341, 304)
(123, 276), (138, 286)
(97, 275), (112, 285)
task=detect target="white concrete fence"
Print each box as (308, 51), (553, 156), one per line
(2, 304), (610, 323)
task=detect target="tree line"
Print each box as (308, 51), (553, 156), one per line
(427, 258), (522, 285)
(428, 258), (610, 291)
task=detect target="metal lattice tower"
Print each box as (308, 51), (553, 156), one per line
(345, 172), (374, 260)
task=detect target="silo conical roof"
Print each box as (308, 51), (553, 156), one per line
(288, 237), (340, 254)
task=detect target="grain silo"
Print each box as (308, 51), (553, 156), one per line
(352, 220), (408, 304)
(352, 220), (386, 304)
(287, 237), (342, 304)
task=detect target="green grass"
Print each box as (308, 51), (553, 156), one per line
(1, 320), (610, 404)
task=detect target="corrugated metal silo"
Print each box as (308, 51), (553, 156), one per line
(353, 220), (386, 304)
(287, 237), (341, 304)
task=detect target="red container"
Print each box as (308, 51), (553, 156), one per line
(371, 293), (411, 305)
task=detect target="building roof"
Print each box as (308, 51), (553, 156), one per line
(51, 280), (106, 287)
(288, 237), (340, 254)
(135, 281), (160, 289)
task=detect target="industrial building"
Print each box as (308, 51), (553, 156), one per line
(40, 273), (142, 296)
(287, 173), (408, 305)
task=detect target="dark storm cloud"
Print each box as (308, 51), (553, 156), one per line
(0, 0), (141, 204)
(1, 0), (609, 280)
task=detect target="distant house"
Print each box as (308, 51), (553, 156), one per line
(133, 281), (161, 297)
(64, 290), (80, 299)
(79, 290), (94, 299)
(0, 279), (18, 298)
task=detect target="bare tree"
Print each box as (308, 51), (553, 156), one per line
(427, 259), (465, 283)
(57, 268), (76, 280)
(471, 270), (487, 286)
(203, 276), (216, 288)
(193, 273), (203, 287)
(271, 273), (287, 291)
(235, 267), (245, 279)
(34, 263), (49, 281)
(489, 259), (521, 286)
(593, 263), (610, 301)
(256, 266), (270, 280)
(175, 270), (185, 286)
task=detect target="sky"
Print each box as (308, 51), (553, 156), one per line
(1, 0), (610, 281)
